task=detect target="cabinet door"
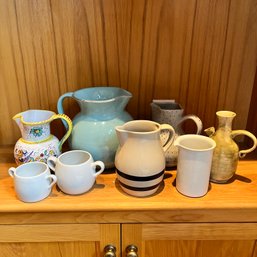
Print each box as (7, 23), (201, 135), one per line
(0, 224), (120, 257)
(122, 223), (257, 257)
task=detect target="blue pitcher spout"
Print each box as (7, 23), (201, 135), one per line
(74, 87), (132, 120)
(115, 91), (132, 110)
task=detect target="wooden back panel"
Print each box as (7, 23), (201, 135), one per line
(0, 0), (257, 146)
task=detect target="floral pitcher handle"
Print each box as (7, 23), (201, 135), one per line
(231, 130), (257, 158)
(50, 114), (73, 151)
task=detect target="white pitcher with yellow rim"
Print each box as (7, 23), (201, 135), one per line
(13, 110), (72, 165)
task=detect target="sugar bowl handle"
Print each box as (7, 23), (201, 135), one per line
(177, 114), (203, 134)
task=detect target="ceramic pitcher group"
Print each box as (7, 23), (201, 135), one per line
(11, 86), (257, 199)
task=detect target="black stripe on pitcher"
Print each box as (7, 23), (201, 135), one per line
(118, 180), (162, 192)
(116, 169), (164, 182)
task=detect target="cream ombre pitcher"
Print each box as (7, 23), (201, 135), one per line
(115, 120), (175, 197)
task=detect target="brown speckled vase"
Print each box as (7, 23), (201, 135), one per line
(205, 111), (257, 183)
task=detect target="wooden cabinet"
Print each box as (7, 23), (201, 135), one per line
(1, 161), (257, 257)
(1, 223), (257, 257)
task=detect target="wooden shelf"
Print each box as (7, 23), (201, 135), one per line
(1, 160), (257, 224)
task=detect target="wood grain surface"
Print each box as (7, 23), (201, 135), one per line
(0, 160), (257, 225)
(123, 224), (257, 257)
(0, 224), (120, 257)
(143, 240), (255, 257)
(0, 0), (257, 146)
(0, 224), (100, 242)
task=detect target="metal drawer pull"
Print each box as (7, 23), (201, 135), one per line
(126, 245), (138, 257)
(104, 245), (116, 257)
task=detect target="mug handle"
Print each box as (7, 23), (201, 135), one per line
(51, 114), (73, 151)
(176, 114), (203, 134)
(8, 167), (16, 178)
(231, 130), (257, 158)
(46, 175), (57, 189)
(160, 124), (176, 152)
(57, 92), (73, 130)
(47, 156), (58, 172)
(91, 161), (105, 178)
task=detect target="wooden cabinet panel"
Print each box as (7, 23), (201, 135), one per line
(0, 224), (100, 242)
(0, 242), (97, 257)
(144, 240), (255, 257)
(0, 224), (120, 257)
(122, 223), (257, 257)
(142, 223), (257, 240)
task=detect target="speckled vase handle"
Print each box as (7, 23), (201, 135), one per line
(176, 114), (203, 134)
(231, 130), (257, 158)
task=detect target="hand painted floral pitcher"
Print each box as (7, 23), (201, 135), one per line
(13, 110), (72, 165)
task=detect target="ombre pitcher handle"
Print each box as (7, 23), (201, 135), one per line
(160, 124), (176, 152)
(176, 114), (203, 134)
(231, 130), (257, 158)
(57, 92), (73, 130)
(51, 114), (73, 151)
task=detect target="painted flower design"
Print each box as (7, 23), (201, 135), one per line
(14, 149), (34, 165)
(30, 127), (43, 137)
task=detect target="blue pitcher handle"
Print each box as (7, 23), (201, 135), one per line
(57, 92), (73, 129)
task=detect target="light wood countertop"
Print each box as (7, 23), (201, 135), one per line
(0, 160), (257, 224)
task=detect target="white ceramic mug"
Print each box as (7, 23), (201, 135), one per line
(47, 150), (105, 195)
(8, 162), (57, 203)
(174, 135), (216, 197)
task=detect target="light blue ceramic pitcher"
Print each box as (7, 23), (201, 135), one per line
(57, 87), (132, 168)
